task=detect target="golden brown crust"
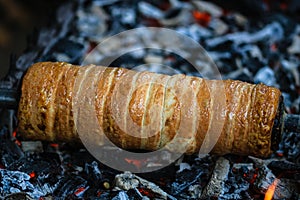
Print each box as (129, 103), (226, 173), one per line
(54, 63), (80, 141)
(247, 83), (281, 156)
(18, 62), (282, 157)
(141, 73), (170, 150)
(195, 78), (211, 153)
(210, 80), (256, 155)
(19, 62), (70, 141)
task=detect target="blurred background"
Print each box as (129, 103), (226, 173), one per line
(1, 0), (300, 79)
(0, 0), (67, 79)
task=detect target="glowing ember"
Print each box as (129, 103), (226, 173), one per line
(138, 188), (155, 197)
(50, 143), (59, 148)
(96, 191), (102, 197)
(13, 129), (22, 146)
(192, 10), (211, 26)
(124, 158), (146, 169)
(29, 171), (36, 179)
(249, 173), (258, 184)
(270, 43), (277, 52)
(12, 130), (17, 138)
(264, 178), (278, 200)
(276, 150), (284, 157)
(74, 187), (86, 196)
(280, 2), (288, 10)
(14, 140), (21, 146)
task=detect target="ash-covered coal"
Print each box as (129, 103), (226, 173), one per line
(0, 0), (300, 199)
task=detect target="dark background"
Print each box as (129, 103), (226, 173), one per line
(1, 0), (299, 79)
(0, 0), (66, 79)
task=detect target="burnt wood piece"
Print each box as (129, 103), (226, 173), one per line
(0, 88), (19, 109)
(284, 114), (300, 134)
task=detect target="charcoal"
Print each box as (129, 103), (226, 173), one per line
(48, 39), (86, 63)
(176, 162), (191, 173)
(164, 7), (182, 20)
(188, 184), (202, 199)
(52, 176), (88, 198)
(92, 0), (122, 7)
(200, 157), (230, 199)
(253, 166), (299, 199)
(114, 171), (172, 199)
(232, 13), (248, 27)
(248, 156), (300, 199)
(254, 66), (278, 87)
(114, 172), (142, 191)
(7, 152), (60, 172)
(110, 5), (137, 27)
(209, 0), (265, 18)
(268, 160), (300, 172)
(287, 35), (300, 54)
(192, 0), (222, 17)
(160, 8), (192, 27)
(282, 58), (300, 87)
(0, 108), (16, 136)
(206, 22), (284, 48)
(15, 51), (38, 71)
(0, 139), (23, 168)
(0, 169), (46, 199)
(127, 188), (148, 200)
(84, 161), (103, 185)
(176, 24), (213, 41)
(3, 192), (34, 200)
(288, 0), (300, 13)
(268, 160), (300, 180)
(164, 156), (213, 197)
(209, 18), (229, 35)
(21, 141), (43, 153)
(219, 163), (253, 200)
(280, 131), (300, 163)
(144, 54), (163, 64)
(138, 2), (164, 19)
(76, 5), (109, 39)
(111, 191), (130, 200)
(169, 171), (203, 196)
(223, 68), (253, 82)
(1, 0), (300, 199)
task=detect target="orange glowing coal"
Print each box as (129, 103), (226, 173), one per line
(29, 171), (36, 179)
(192, 10), (211, 26)
(264, 178), (278, 200)
(124, 158), (146, 169)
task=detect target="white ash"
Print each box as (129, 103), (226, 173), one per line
(76, 6), (109, 39)
(138, 2), (164, 19)
(21, 141), (43, 153)
(0, 169), (46, 199)
(200, 157), (230, 198)
(254, 66), (278, 87)
(114, 172), (139, 190)
(177, 162), (191, 173)
(282, 58), (300, 86)
(111, 191), (131, 200)
(160, 9), (193, 27)
(176, 24), (213, 41)
(188, 184), (202, 199)
(114, 171), (174, 199)
(232, 163), (254, 171)
(209, 18), (229, 35)
(191, 0), (223, 17)
(288, 35), (300, 54)
(206, 22), (284, 47)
